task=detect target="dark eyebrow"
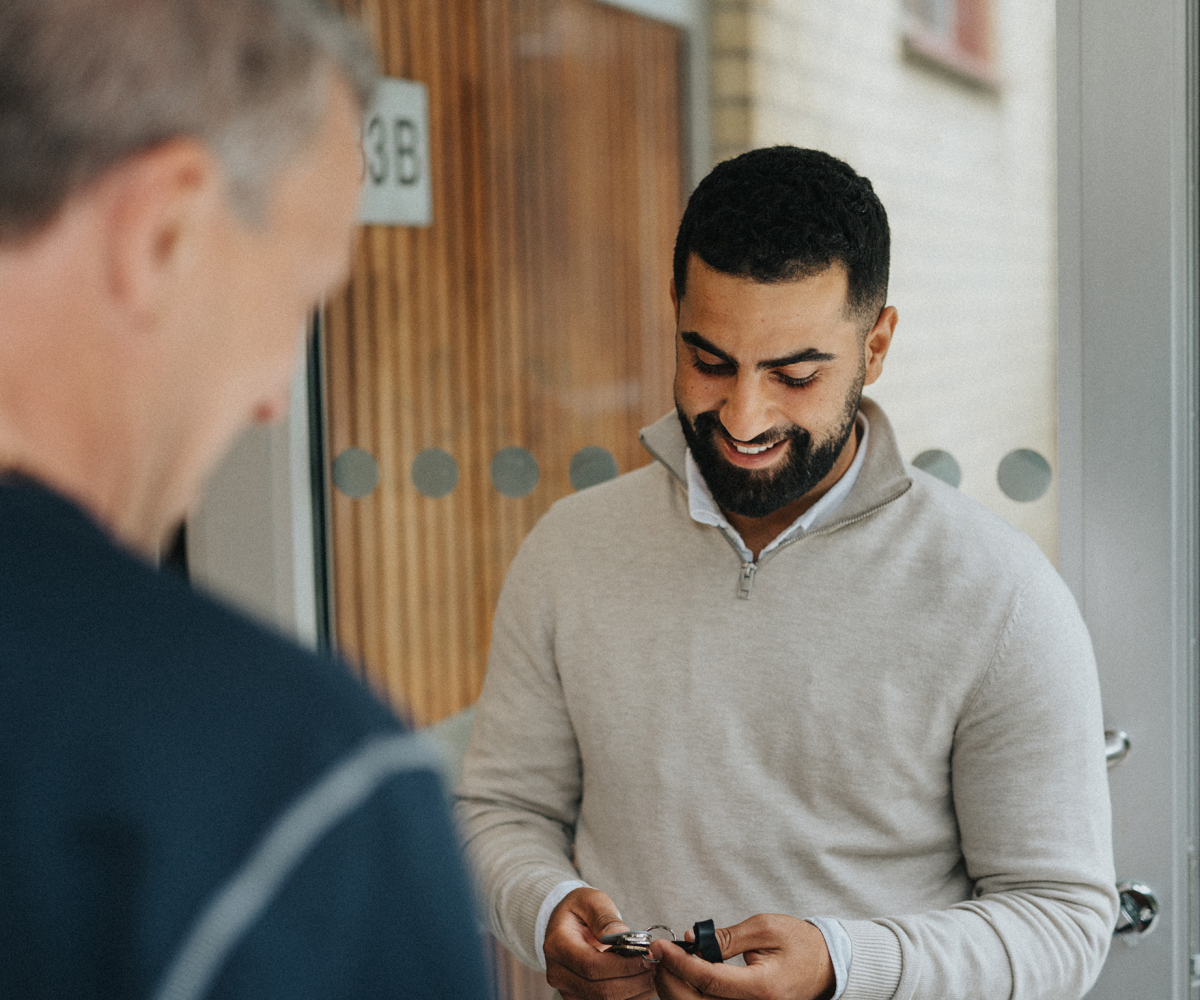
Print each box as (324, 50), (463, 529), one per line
(756, 346), (836, 370)
(681, 331), (735, 365)
(681, 331), (835, 370)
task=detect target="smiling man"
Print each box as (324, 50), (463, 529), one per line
(457, 147), (1116, 1000)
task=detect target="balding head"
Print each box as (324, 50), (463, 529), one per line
(0, 0), (375, 242)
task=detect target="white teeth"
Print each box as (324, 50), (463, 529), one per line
(734, 442), (775, 455)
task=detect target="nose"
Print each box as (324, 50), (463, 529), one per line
(719, 373), (776, 443)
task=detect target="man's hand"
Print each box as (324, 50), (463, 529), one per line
(649, 914), (835, 1000)
(543, 887), (657, 1000)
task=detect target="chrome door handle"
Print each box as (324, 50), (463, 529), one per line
(1114, 881), (1159, 939)
(1105, 729), (1130, 768)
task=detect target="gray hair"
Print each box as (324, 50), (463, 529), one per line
(0, 0), (376, 242)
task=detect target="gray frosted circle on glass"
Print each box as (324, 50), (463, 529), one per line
(912, 449), (962, 488)
(491, 446), (539, 498)
(569, 446), (619, 491)
(411, 448), (458, 499)
(332, 447), (379, 499)
(998, 448), (1052, 502)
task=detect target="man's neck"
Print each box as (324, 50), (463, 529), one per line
(725, 423), (860, 561)
(0, 423), (183, 558)
(0, 269), (200, 557)
(0, 181), (247, 559)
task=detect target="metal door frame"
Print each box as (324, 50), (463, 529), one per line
(1057, 0), (1199, 992)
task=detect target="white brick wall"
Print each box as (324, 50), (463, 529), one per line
(710, 0), (1059, 560)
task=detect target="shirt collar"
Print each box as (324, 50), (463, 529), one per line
(684, 412), (871, 563)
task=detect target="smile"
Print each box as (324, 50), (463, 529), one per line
(717, 435), (789, 467)
(730, 439), (783, 455)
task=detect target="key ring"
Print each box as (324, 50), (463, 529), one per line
(599, 925), (675, 958)
(599, 919), (723, 963)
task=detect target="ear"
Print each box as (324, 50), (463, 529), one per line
(669, 277), (680, 323)
(862, 305), (898, 386)
(104, 139), (222, 320)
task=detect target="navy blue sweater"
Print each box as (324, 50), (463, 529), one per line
(0, 479), (491, 1000)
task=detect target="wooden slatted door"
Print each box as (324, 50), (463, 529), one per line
(325, 6), (682, 994)
(323, 0), (682, 726)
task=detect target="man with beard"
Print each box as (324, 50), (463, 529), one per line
(456, 147), (1115, 1000)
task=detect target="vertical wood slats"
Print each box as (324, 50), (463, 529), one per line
(325, 2), (682, 996)
(325, 0), (683, 730)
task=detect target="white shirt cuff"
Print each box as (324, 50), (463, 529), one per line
(807, 917), (852, 1000)
(534, 879), (592, 970)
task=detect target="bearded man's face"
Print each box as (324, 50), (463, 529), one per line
(672, 255), (887, 521)
(678, 380), (861, 518)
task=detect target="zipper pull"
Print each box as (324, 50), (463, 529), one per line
(738, 561), (757, 600)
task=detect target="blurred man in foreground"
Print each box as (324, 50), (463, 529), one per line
(0, 1), (489, 997)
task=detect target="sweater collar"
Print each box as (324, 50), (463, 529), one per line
(637, 396), (912, 532)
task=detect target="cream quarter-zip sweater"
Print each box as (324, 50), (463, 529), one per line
(456, 399), (1117, 1000)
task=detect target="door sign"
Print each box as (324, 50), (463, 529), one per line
(359, 78), (432, 227)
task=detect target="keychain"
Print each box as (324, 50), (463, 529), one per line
(600, 919), (724, 963)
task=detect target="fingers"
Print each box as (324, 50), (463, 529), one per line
(651, 916), (834, 1000)
(650, 940), (767, 1000)
(583, 897), (630, 942)
(681, 913), (780, 960)
(545, 938), (654, 984)
(713, 913), (788, 959)
(651, 940), (757, 1000)
(652, 960), (704, 1000)
(547, 962), (656, 1000)
(560, 887), (630, 943)
(544, 888), (653, 1000)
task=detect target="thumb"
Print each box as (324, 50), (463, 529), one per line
(711, 914), (776, 961)
(579, 891), (628, 939)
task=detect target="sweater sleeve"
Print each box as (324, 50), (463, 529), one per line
(840, 567), (1118, 1000)
(454, 524), (586, 969)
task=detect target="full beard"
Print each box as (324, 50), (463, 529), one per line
(677, 381), (863, 519)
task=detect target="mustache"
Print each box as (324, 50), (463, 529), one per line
(692, 411), (805, 450)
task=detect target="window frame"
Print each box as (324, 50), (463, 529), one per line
(902, 0), (1000, 92)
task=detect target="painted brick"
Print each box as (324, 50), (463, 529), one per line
(707, 0), (1059, 560)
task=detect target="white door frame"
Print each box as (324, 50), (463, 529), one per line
(1057, 0), (1199, 993)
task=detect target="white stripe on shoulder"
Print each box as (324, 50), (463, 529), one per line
(151, 732), (442, 1000)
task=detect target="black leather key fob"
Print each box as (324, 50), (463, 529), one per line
(678, 919), (723, 963)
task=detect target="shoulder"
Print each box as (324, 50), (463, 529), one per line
(0, 486), (462, 993)
(502, 460), (684, 582)
(205, 727), (487, 999)
(0, 484), (400, 792)
(529, 460), (680, 546)
(892, 464), (1054, 587)
(548, 459), (676, 524)
(886, 468), (1090, 667)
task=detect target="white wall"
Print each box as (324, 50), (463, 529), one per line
(711, 0), (1059, 559)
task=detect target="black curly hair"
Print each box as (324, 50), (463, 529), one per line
(673, 146), (890, 326)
